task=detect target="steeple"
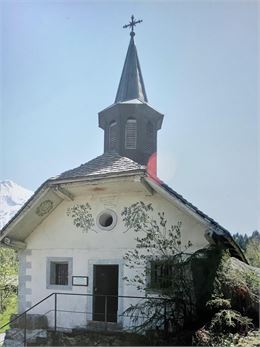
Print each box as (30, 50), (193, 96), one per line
(98, 15), (164, 176)
(115, 35), (148, 103)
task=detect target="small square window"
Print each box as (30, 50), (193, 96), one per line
(149, 260), (173, 290)
(46, 257), (72, 290)
(50, 262), (68, 285)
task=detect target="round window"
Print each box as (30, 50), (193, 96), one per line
(97, 210), (117, 231)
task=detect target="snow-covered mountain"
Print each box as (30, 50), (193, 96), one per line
(0, 180), (33, 229)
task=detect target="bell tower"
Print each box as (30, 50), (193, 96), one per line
(98, 15), (163, 175)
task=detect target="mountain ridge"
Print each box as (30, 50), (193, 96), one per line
(0, 180), (33, 229)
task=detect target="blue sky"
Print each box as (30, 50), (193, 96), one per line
(0, 1), (258, 235)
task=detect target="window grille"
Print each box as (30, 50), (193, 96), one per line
(150, 260), (173, 290)
(50, 262), (68, 285)
(125, 119), (137, 149)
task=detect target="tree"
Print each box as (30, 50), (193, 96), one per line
(245, 238), (260, 268)
(0, 247), (18, 312)
(232, 230), (260, 257)
(233, 233), (248, 251)
(121, 201), (194, 334)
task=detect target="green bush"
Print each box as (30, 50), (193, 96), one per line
(210, 309), (253, 334)
(206, 298), (231, 314)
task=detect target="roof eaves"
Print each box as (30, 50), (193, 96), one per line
(98, 100), (163, 116)
(0, 179), (51, 238)
(0, 168), (147, 238)
(161, 182), (230, 233)
(51, 168), (147, 184)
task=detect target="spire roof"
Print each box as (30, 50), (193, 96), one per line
(115, 35), (148, 103)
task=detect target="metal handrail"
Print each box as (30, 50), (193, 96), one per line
(0, 292), (54, 331)
(0, 292), (170, 346)
(0, 291), (168, 330)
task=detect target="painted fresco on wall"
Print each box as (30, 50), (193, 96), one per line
(66, 203), (95, 233)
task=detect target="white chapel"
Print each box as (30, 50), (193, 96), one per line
(0, 16), (246, 330)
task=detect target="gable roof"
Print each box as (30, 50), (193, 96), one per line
(0, 153), (146, 239)
(145, 177), (247, 263)
(0, 153), (246, 263)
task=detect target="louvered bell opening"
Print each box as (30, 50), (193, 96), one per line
(125, 119), (137, 149)
(109, 121), (117, 151)
(144, 121), (154, 153)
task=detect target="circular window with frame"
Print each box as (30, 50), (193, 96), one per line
(96, 209), (117, 231)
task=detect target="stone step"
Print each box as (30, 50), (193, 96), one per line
(10, 314), (48, 330)
(3, 329), (47, 346)
(3, 339), (24, 347)
(86, 320), (123, 332)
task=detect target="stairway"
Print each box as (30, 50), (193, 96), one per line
(2, 314), (48, 346)
(3, 328), (48, 346)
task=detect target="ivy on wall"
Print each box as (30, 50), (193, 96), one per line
(66, 203), (95, 233)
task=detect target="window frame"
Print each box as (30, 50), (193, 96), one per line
(147, 259), (174, 291)
(96, 209), (117, 231)
(46, 257), (73, 290)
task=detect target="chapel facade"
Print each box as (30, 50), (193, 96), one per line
(0, 16), (246, 330)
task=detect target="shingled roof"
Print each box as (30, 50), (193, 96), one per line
(158, 182), (247, 263)
(57, 152), (146, 180)
(0, 152), (246, 263)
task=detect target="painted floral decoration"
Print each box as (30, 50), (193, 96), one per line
(66, 203), (94, 233)
(36, 200), (54, 217)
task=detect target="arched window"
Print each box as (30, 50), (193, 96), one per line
(145, 121), (154, 152)
(125, 119), (137, 149)
(109, 121), (117, 151)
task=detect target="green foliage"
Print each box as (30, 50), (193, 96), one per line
(193, 329), (260, 347)
(194, 306), (255, 347)
(211, 250), (231, 297)
(232, 330), (260, 347)
(245, 238), (260, 267)
(122, 202), (192, 291)
(193, 250), (260, 346)
(66, 203), (94, 233)
(0, 248), (17, 283)
(122, 202), (193, 332)
(215, 254), (260, 323)
(123, 297), (170, 333)
(206, 298), (231, 314)
(0, 248), (18, 313)
(189, 247), (225, 319)
(233, 230), (260, 267)
(233, 233), (249, 251)
(0, 295), (17, 333)
(210, 310), (253, 334)
(244, 269), (260, 297)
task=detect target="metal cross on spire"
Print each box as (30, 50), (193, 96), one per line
(123, 15), (143, 37)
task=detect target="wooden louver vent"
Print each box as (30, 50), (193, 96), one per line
(109, 121), (117, 151)
(145, 121), (154, 153)
(125, 119), (137, 149)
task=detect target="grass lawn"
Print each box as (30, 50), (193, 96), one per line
(0, 295), (17, 333)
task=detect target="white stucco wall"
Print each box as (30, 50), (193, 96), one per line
(22, 186), (209, 329)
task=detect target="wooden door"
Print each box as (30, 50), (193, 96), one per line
(93, 265), (118, 322)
